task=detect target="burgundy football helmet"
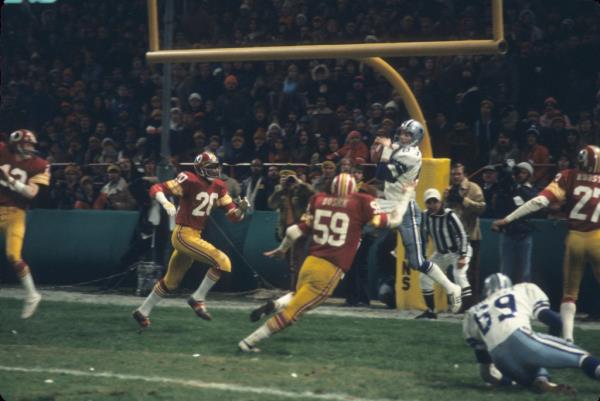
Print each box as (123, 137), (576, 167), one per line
(9, 129), (37, 158)
(194, 151), (221, 180)
(577, 145), (600, 174)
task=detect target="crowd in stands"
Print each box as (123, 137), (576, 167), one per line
(2, 0), (599, 213)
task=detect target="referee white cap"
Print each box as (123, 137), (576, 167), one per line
(424, 188), (441, 202)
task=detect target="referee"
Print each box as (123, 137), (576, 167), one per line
(418, 188), (472, 319)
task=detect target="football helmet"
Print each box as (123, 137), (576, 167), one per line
(483, 273), (513, 298)
(9, 129), (37, 158)
(394, 119), (425, 146)
(331, 173), (356, 197)
(194, 151), (220, 180)
(577, 145), (600, 174)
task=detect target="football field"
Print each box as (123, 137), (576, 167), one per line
(0, 290), (599, 401)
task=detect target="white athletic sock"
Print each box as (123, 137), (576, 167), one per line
(243, 323), (273, 346)
(560, 302), (576, 342)
(138, 291), (163, 317)
(191, 274), (219, 301)
(425, 263), (456, 293)
(274, 293), (293, 310)
(20, 273), (38, 298)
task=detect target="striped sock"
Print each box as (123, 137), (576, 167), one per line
(191, 268), (222, 301)
(138, 279), (168, 316)
(274, 293), (293, 311)
(243, 323), (273, 347)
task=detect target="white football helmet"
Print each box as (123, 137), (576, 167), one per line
(395, 119), (425, 146)
(483, 273), (513, 298)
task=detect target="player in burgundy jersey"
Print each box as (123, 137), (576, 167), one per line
(0, 129), (50, 318)
(493, 145), (600, 342)
(239, 173), (404, 352)
(133, 151), (248, 328)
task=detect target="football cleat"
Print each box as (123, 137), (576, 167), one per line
(132, 310), (150, 329)
(188, 298), (212, 321)
(250, 300), (275, 322)
(415, 310), (437, 320)
(532, 378), (577, 395)
(21, 292), (42, 319)
(238, 340), (260, 353)
(448, 283), (463, 314)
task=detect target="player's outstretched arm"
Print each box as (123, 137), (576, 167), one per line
(0, 168), (40, 199)
(492, 195), (550, 231)
(149, 183), (176, 216)
(263, 224), (306, 259)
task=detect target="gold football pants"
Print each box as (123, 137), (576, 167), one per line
(162, 225), (231, 290)
(0, 206), (26, 266)
(268, 255), (343, 331)
(562, 229), (600, 302)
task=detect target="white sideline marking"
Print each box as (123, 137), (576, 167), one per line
(0, 365), (406, 401)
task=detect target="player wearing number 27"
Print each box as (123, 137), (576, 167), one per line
(239, 173), (404, 352)
(493, 144), (600, 343)
(0, 129), (50, 319)
(133, 151), (249, 327)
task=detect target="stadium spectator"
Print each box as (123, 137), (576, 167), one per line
(93, 164), (137, 211)
(240, 158), (273, 214)
(489, 131), (520, 165)
(520, 126), (551, 188)
(51, 164), (81, 209)
(445, 163), (486, 304)
(326, 130), (369, 165)
(268, 169), (314, 289)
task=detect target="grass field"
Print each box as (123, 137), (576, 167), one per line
(0, 293), (599, 401)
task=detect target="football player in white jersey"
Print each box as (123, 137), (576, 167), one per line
(374, 119), (462, 312)
(463, 273), (600, 394)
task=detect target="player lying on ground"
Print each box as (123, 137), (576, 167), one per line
(463, 273), (600, 394)
(492, 145), (600, 342)
(0, 129), (50, 319)
(238, 173), (405, 352)
(133, 151), (248, 328)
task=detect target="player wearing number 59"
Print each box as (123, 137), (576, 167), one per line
(239, 173), (404, 352)
(133, 151), (249, 328)
(463, 273), (600, 394)
(0, 129), (50, 319)
(492, 145), (600, 343)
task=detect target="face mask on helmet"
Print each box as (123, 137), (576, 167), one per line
(331, 173), (356, 197)
(194, 152), (221, 180)
(577, 145), (600, 174)
(9, 129), (37, 158)
(483, 273), (512, 298)
(394, 119), (424, 146)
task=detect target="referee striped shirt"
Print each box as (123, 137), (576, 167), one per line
(422, 208), (470, 256)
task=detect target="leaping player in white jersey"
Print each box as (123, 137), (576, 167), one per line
(374, 119), (462, 312)
(463, 273), (600, 394)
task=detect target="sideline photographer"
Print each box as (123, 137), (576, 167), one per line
(445, 163), (486, 305)
(491, 160), (538, 283)
(268, 169), (315, 288)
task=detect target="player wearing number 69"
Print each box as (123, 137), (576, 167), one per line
(239, 173), (405, 352)
(492, 144), (600, 343)
(133, 151), (249, 328)
(0, 129), (50, 319)
(463, 273), (600, 394)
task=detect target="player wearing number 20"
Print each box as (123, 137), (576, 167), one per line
(239, 173), (404, 352)
(493, 144), (600, 343)
(463, 273), (600, 393)
(133, 151), (248, 328)
(0, 129), (50, 319)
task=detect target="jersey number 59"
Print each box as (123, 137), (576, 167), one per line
(312, 210), (350, 247)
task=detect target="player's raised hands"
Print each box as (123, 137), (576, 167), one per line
(162, 200), (177, 216)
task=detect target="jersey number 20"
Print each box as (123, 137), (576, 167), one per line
(312, 210), (350, 247)
(192, 192), (218, 216)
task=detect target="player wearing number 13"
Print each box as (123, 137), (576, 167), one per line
(492, 144), (600, 343)
(239, 173), (404, 352)
(133, 151), (249, 327)
(0, 129), (49, 319)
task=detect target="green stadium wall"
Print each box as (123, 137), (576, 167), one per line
(1, 210), (597, 312)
